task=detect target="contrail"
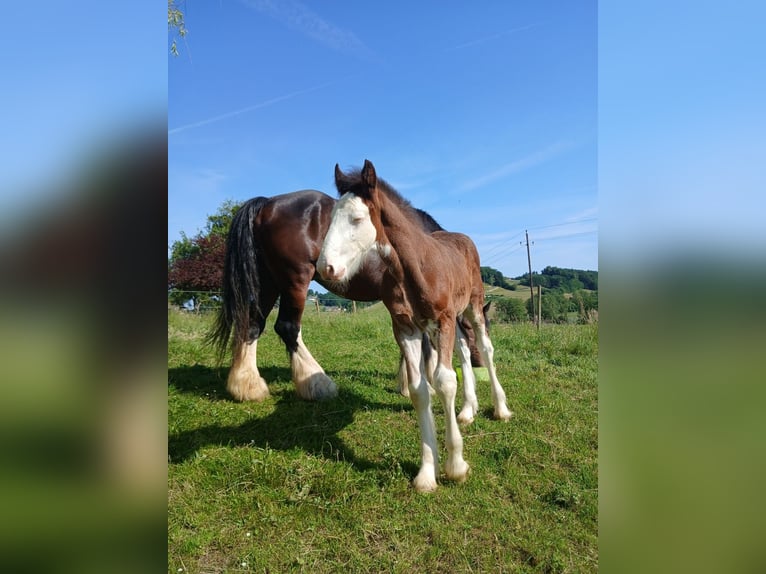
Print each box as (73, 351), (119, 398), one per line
(242, 0), (375, 60)
(448, 23), (540, 51)
(460, 140), (575, 191)
(168, 81), (336, 135)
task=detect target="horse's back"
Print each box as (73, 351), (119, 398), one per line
(255, 189), (334, 225)
(430, 230), (480, 266)
(252, 190), (336, 279)
(254, 190), (333, 235)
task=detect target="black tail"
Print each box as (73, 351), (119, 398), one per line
(208, 197), (270, 362)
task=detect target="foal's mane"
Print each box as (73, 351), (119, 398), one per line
(338, 168), (443, 232)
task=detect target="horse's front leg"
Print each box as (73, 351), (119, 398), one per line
(396, 354), (409, 397)
(431, 322), (470, 483)
(397, 327), (439, 493)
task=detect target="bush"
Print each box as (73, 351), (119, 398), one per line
(527, 291), (569, 323)
(492, 297), (529, 323)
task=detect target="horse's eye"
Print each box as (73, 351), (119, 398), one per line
(351, 215), (365, 225)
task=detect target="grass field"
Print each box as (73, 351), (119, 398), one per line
(168, 305), (597, 573)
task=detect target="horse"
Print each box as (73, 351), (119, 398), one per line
(317, 160), (513, 492)
(209, 189), (487, 403)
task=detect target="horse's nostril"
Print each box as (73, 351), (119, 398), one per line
(326, 264), (334, 277)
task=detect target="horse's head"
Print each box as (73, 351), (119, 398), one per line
(317, 160), (385, 283)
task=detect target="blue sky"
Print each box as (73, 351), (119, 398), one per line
(169, 1), (597, 279)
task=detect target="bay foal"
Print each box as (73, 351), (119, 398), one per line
(317, 160), (512, 492)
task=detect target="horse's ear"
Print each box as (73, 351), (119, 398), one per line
(361, 159), (377, 190)
(335, 163), (348, 194)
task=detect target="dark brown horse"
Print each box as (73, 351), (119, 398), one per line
(209, 189), (485, 403)
(317, 160), (512, 492)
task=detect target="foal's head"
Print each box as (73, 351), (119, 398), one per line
(317, 160), (386, 282)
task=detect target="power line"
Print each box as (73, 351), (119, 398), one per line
(478, 218), (597, 275)
(528, 217), (598, 232)
(534, 229), (598, 242)
(481, 243), (525, 266)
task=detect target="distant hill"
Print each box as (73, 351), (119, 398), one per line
(513, 266), (597, 292)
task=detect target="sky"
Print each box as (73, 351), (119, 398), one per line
(168, 1), (597, 280)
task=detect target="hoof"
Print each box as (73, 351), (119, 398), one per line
(413, 472), (438, 493)
(445, 458), (470, 483)
(457, 404), (478, 425)
(296, 372), (338, 401)
(494, 404), (514, 421)
(227, 371), (269, 402)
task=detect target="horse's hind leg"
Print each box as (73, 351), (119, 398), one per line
(398, 334), (438, 398)
(465, 302), (513, 421)
(454, 321), (479, 425)
(275, 286), (338, 401)
(227, 294), (275, 402)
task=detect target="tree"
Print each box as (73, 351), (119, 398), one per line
(527, 290), (569, 323)
(168, 0), (187, 57)
(514, 267), (598, 293)
(570, 289), (598, 323)
(168, 233), (225, 309)
(480, 266), (513, 289)
(203, 199), (241, 238)
(168, 200), (242, 309)
(492, 297), (528, 323)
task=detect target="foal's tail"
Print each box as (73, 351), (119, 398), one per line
(208, 197), (270, 362)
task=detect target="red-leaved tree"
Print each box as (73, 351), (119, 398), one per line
(168, 200), (241, 309)
(168, 233), (226, 309)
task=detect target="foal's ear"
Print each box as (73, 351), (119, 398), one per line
(361, 159), (377, 190)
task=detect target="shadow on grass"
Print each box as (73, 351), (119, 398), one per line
(167, 363), (292, 400)
(168, 365), (419, 478)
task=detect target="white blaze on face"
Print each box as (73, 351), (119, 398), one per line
(317, 194), (377, 282)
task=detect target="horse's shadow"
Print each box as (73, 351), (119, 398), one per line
(168, 365), (418, 477)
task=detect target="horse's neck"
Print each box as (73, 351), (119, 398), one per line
(378, 192), (431, 292)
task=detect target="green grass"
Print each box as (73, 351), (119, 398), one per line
(169, 306), (597, 573)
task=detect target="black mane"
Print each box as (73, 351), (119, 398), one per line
(337, 167), (443, 233)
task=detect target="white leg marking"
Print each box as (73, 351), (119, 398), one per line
(433, 364), (470, 482)
(400, 332), (438, 492)
(292, 330), (338, 401)
(455, 328), (479, 425)
(475, 329), (513, 420)
(424, 338), (438, 397)
(227, 340), (270, 402)
(396, 355), (409, 397)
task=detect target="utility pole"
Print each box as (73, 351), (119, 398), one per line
(525, 230), (537, 327)
(537, 284), (542, 330)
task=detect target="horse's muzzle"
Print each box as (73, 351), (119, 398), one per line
(318, 263), (346, 282)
